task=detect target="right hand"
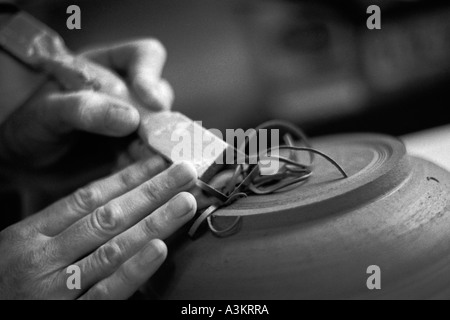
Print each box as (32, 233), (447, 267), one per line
(0, 158), (197, 300)
(0, 39), (173, 167)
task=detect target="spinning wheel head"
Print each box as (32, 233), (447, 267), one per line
(217, 134), (410, 220)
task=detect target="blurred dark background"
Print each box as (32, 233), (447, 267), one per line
(19, 0), (450, 136)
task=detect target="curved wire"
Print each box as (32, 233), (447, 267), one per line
(190, 122), (348, 238)
(263, 146), (348, 178)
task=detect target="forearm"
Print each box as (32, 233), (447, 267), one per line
(0, 3), (47, 126)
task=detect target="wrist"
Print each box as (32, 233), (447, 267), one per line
(0, 6), (48, 125)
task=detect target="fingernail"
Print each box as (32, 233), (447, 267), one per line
(169, 192), (197, 218)
(169, 161), (198, 188)
(112, 105), (136, 120)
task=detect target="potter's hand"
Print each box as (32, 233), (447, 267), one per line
(0, 159), (196, 300)
(0, 39), (173, 167)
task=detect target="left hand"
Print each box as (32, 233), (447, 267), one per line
(0, 158), (197, 300)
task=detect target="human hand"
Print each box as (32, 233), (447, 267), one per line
(0, 39), (173, 167)
(0, 158), (197, 300)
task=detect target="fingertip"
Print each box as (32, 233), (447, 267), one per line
(180, 192), (198, 217)
(170, 161), (198, 187)
(148, 239), (168, 262)
(157, 79), (174, 109)
(133, 77), (173, 111)
(170, 192), (198, 219)
(133, 77), (158, 108)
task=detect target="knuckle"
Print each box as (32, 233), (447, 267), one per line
(96, 242), (122, 269)
(108, 81), (128, 98)
(118, 169), (137, 189)
(27, 250), (43, 270)
(135, 161), (152, 178)
(2, 223), (34, 243)
(120, 266), (140, 287)
(72, 185), (100, 213)
(151, 155), (168, 172)
(70, 92), (87, 108)
(136, 159), (157, 178)
(164, 81), (175, 99)
(92, 203), (122, 235)
(0, 226), (15, 242)
(140, 38), (167, 61)
(160, 79), (173, 93)
(158, 80), (175, 106)
(142, 216), (161, 238)
(22, 243), (49, 272)
(142, 179), (163, 204)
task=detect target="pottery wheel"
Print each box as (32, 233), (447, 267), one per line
(216, 133), (410, 220)
(151, 134), (450, 300)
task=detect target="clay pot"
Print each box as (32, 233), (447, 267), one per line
(149, 134), (450, 299)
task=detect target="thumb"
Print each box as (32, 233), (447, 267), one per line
(44, 89), (140, 137)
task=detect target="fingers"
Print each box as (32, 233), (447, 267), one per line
(115, 140), (156, 171)
(52, 162), (197, 264)
(133, 77), (174, 111)
(73, 192), (196, 291)
(83, 39), (172, 111)
(79, 239), (167, 300)
(36, 156), (168, 236)
(8, 39), (172, 153)
(44, 89), (140, 137)
(41, 54), (102, 92)
(128, 139), (155, 162)
(84, 39), (167, 84)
